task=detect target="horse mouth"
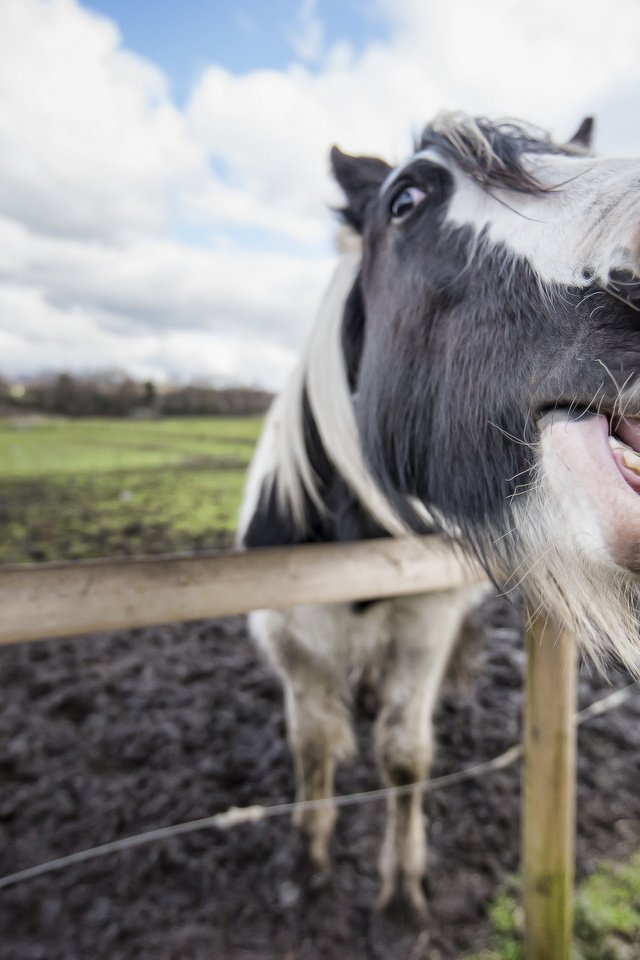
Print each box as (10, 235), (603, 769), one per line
(608, 417), (640, 491)
(538, 409), (640, 572)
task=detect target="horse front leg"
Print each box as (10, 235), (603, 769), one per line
(286, 672), (355, 869)
(252, 608), (356, 871)
(375, 588), (479, 916)
(375, 690), (433, 917)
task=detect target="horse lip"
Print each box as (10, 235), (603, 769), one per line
(536, 405), (603, 430)
(539, 411), (640, 573)
(539, 409), (640, 491)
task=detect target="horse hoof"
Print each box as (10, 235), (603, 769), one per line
(292, 834), (331, 886)
(376, 883), (428, 927)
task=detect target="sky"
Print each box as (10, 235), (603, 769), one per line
(1, 0), (640, 391)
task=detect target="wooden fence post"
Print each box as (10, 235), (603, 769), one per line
(522, 613), (577, 960)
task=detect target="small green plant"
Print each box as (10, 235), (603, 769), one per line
(465, 853), (640, 960)
(464, 883), (524, 960)
(573, 853), (640, 960)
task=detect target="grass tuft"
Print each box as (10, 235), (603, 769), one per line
(464, 854), (640, 960)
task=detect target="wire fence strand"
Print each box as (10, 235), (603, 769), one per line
(0, 682), (636, 893)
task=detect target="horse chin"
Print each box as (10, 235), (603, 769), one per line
(539, 411), (640, 574)
(506, 410), (640, 675)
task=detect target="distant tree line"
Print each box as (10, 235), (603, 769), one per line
(0, 373), (273, 417)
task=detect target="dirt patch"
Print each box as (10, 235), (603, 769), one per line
(0, 595), (639, 960)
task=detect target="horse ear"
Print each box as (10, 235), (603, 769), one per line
(330, 146), (392, 233)
(568, 116), (594, 151)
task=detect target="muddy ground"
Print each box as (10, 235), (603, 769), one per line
(1, 594), (639, 960)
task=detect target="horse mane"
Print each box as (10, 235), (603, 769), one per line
(239, 232), (408, 540)
(419, 112), (586, 195)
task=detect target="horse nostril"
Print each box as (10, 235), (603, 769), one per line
(605, 268), (640, 309)
(608, 268), (637, 285)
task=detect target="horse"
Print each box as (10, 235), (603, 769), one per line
(238, 112), (640, 914)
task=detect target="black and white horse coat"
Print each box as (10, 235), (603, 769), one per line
(239, 113), (640, 912)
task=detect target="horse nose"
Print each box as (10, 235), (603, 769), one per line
(606, 268), (640, 310)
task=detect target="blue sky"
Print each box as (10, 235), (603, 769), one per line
(82, 0), (387, 103)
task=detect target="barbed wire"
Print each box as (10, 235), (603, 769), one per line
(0, 682), (636, 892)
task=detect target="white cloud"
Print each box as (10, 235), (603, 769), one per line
(0, 217), (333, 339)
(189, 0), (640, 197)
(376, 0), (640, 146)
(1, 0), (640, 389)
(0, 0), (204, 241)
(0, 215), (332, 389)
(0, 282), (299, 390)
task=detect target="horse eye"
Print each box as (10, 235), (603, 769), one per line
(390, 185), (427, 221)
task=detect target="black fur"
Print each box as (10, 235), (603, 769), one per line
(341, 277), (366, 391)
(338, 136), (640, 568)
(244, 115), (639, 579)
(242, 389), (390, 549)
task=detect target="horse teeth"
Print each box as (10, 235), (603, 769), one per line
(622, 449), (640, 474)
(608, 436), (630, 451)
(607, 435), (640, 472)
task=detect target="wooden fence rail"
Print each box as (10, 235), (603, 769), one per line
(0, 535), (482, 645)
(0, 537), (576, 960)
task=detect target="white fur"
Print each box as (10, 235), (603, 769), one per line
(446, 154), (640, 287)
(238, 245), (409, 541)
(248, 584), (484, 911)
(511, 473), (640, 674)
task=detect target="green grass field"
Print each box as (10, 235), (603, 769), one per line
(0, 416), (262, 563)
(465, 854), (640, 959)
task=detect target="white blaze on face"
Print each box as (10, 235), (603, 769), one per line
(443, 152), (640, 286)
